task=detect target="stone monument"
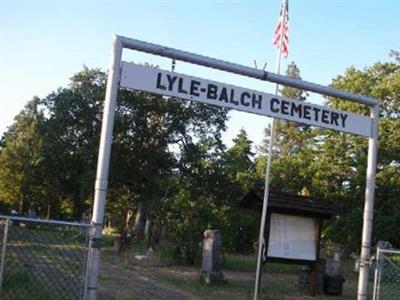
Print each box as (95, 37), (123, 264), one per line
(200, 229), (224, 284)
(326, 250), (342, 275)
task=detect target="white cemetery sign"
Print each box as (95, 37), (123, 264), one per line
(120, 62), (372, 137)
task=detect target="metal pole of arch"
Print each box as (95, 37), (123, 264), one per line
(87, 36), (122, 300)
(117, 36), (378, 106)
(357, 105), (379, 300)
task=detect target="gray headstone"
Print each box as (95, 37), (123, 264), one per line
(325, 249), (342, 275)
(200, 229), (224, 284)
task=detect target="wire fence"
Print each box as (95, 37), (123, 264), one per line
(373, 247), (400, 300)
(0, 216), (91, 300)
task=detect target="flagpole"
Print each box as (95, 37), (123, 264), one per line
(253, 1), (287, 299)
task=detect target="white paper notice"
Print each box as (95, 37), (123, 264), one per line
(267, 213), (317, 261)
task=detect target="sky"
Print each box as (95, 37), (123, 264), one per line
(1, 0), (399, 151)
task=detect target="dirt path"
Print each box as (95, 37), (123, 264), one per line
(98, 262), (195, 300)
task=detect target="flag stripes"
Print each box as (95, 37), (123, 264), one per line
(273, 0), (289, 58)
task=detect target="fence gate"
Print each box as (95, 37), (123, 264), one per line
(373, 247), (400, 300)
(0, 216), (91, 300)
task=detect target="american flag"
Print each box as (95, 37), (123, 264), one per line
(273, 0), (289, 58)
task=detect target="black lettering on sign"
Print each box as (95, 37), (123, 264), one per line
(240, 92), (250, 107)
(321, 110), (330, 124)
(340, 113), (348, 128)
(178, 78), (187, 94)
(291, 103), (302, 118)
(312, 107), (321, 122)
(303, 105), (311, 120)
(230, 89), (238, 105)
(330, 112), (339, 126)
(156, 73), (166, 90)
(190, 80), (200, 97)
(281, 100), (289, 115)
(219, 87), (229, 102)
(252, 94), (262, 110)
(271, 98), (280, 113)
(207, 84), (218, 100)
(166, 74), (177, 91)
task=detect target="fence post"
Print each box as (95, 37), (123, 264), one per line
(83, 226), (92, 300)
(372, 248), (380, 300)
(0, 219), (10, 295)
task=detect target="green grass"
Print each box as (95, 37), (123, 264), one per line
(152, 272), (253, 300)
(221, 253), (299, 273)
(221, 253), (256, 271)
(260, 276), (300, 296)
(98, 248), (386, 300)
(1, 225), (88, 300)
(99, 248), (379, 300)
(149, 265), (302, 300)
(2, 270), (62, 300)
(9, 225), (88, 246)
(102, 233), (117, 247)
(150, 254), (362, 299)
(135, 253), (304, 300)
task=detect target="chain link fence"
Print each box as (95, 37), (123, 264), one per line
(0, 216), (91, 300)
(373, 247), (400, 300)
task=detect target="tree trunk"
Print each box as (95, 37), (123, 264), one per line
(125, 209), (133, 229)
(19, 193), (27, 216)
(147, 220), (162, 252)
(46, 202), (51, 219)
(73, 185), (85, 221)
(133, 202), (146, 239)
(19, 198), (24, 216)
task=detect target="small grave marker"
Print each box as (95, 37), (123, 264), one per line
(200, 229), (224, 284)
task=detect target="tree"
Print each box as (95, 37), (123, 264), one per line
(0, 66), (229, 225)
(256, 62), (313, 194)
(253, 55), (400, 251)
(320, 54), (400, 250)
(259, 62), (308, 157)
(216, 129), (259, 253)
(108, 89), (229, 240)
(38, 67), (105, 219)
(0, 98), (48, 215)
(156, 102), (229, 261)
(220, 129), (255, 202)
(0, 65), (232, 263)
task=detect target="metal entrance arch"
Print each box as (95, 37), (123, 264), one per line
(87, 35), (379, 300)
